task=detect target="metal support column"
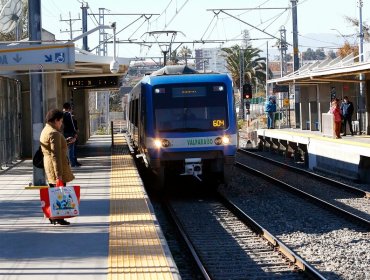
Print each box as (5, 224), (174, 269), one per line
(28, 0), (45, 185)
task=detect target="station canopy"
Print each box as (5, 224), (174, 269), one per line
(268, 53), (370, 86)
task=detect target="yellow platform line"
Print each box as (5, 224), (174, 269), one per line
(108, 135), (178, 280)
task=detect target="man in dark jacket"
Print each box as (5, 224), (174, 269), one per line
(265, 97), (277, 129)
(340, 96), (354, 136)
(62, 102), (79, 166)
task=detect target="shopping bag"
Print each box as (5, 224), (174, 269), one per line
(40, 186), (80, 219)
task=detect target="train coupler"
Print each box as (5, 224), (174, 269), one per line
(180, 158), (202, 181)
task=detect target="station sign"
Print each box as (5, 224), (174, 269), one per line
(66, 76), (119, 89)
(273, 85), (289, 93)
(0, 43), (75, 71)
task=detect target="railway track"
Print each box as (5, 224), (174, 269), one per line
(237, 148), (370, 225)
(162, 194), (324, 280)
(223, 157), (370, 279)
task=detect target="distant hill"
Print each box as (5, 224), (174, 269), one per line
(265, 33), (350, 59)
(298, 33), (351, 50)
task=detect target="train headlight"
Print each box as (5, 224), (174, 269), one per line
(214, 136), (230, 145)
(154, 139), (162, 148)
(222, 136), (230, 144)
(153, 138), (171, 148)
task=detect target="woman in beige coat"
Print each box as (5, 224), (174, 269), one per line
(40, 109), (75, 225)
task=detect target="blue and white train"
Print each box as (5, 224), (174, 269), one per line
(126, 65), (237, 188)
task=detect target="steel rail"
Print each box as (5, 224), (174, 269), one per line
(163, 200), (212, 280)
(235, 161), (370, 230)
(216, 192), (327, 280)
(238, 148), (370, 198)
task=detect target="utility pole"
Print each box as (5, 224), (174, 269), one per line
(279, 26), (288, 77)
(357, 0), (366, 134)
(60, 12), (81, 40)
(28, 0), (45, 186)
(291, 0), (300, 128)
(239, 48), (245, 120)
(291, 0), (299, 71)
(98, 8), (108, 56)
(81, 2), (88, 51)
(265, 41), (269, 102)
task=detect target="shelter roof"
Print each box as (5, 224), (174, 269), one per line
(268, 53), (370, 85)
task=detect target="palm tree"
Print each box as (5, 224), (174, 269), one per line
(221, 44), (269, 89)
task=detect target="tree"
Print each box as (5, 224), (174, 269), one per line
(177, 46), (192, 65)
(337, 42), (358, 58)
(221, 44), (268, 89)
(315, 48), (326, 60)
(344, 16), (370, 42)
(302, 48), (326, 61)
(327, 50), (337, 59)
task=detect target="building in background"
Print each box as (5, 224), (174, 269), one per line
(195, 48), (227, 73)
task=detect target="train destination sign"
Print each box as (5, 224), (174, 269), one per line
(0, 43), (75, 71)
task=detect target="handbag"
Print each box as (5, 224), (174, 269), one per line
(33, 146), (44, 169)
(40, 185), (80, 219)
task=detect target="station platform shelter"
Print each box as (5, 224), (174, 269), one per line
(256, 127), (370, 183)
(268, 53), (370, 135)
(0, 134), (180, 280)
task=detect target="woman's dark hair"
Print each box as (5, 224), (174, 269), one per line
(45, 109), (64, 123)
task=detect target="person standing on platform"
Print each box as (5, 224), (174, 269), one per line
(265, 97), (277, 129)
(340, 96), (354, 136)
(330, 99), (342, 139)
(40, 109), (75, 225)
(62, 102), (79, 167)
(72, 116), (82, 166)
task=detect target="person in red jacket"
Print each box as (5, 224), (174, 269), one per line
(330, 99), (342, 139)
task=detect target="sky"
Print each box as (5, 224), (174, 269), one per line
(39, 0), (368, 60)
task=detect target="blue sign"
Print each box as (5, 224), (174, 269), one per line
(0, 43), (75, 70)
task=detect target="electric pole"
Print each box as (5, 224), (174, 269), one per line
(60, 12), (81, 40)
(291, 0), (299, 71)
(98, 8), (108, 56)
(291, 0), (300, 128)
(357, 0), (366, 134)
(279, 26), (288, 77)
(28, 0), (45, 186)
(81, 2), (88, 51)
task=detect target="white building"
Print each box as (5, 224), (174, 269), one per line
(195, 48), (227, 73)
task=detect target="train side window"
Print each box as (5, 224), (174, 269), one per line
(134, 99), (139, 126)
(129, 101), (133, 122)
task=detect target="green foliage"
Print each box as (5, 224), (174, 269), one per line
(96, 126), (108, 135)
(221, 44), (269, 89)
(302, 48), (326, 60)
(238, 119), (244, 130)
(109, 91), (123, 112)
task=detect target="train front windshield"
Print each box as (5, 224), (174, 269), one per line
(153, 83), (229, 132)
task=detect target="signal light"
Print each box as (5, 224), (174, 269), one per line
(242, 83), (252, 99)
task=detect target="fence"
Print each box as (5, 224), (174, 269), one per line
(0, 77), (22, 168)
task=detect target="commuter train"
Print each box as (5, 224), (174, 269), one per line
(126, 65), (237, 188)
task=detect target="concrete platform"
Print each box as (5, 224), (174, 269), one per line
(0, 134), (180, 280)
(257, 128), (370, 182)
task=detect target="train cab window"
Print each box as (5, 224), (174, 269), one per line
(153, 83), (228, 132)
